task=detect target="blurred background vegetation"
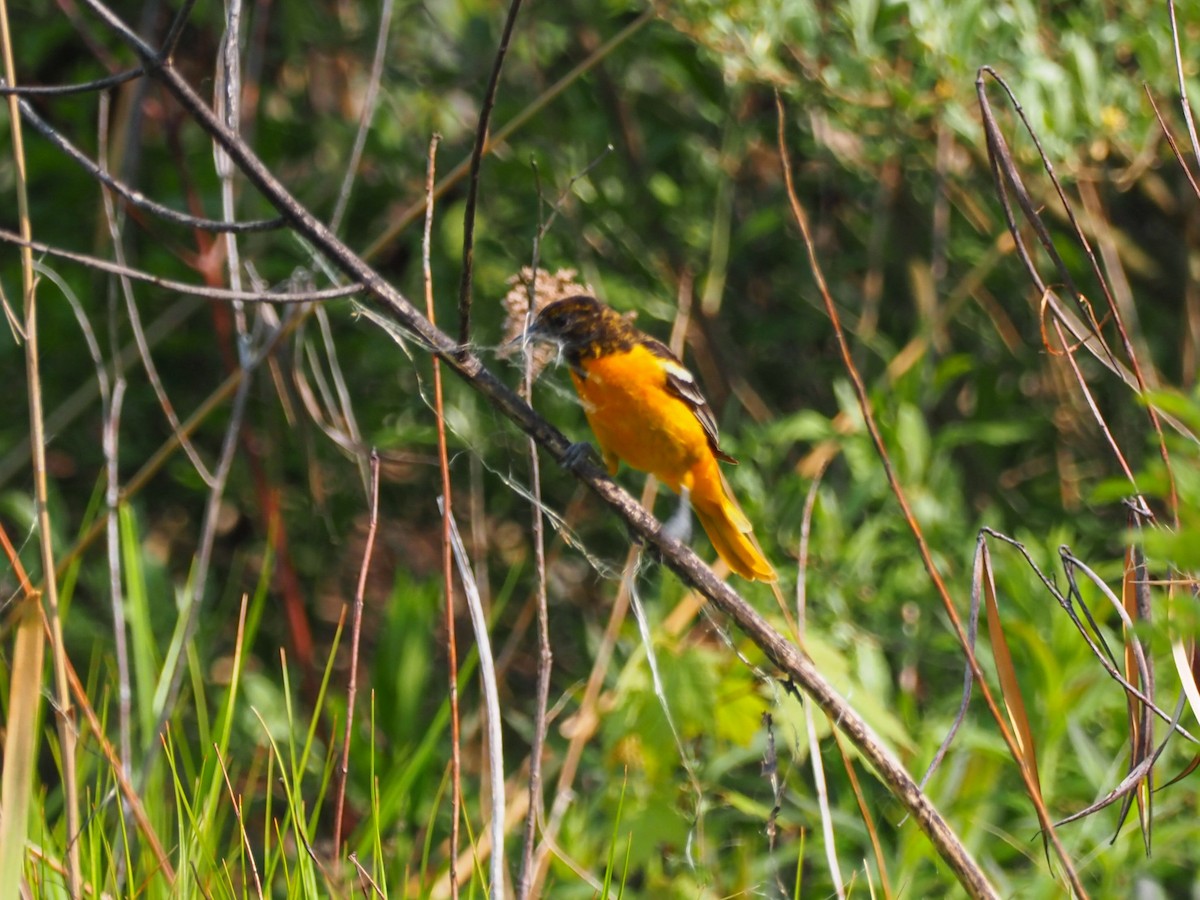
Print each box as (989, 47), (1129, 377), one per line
(3, 0), (1200, 896)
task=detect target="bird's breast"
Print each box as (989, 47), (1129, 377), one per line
(571, 346), (708, 488)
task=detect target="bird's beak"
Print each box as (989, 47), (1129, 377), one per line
(500, 314), (546, 357)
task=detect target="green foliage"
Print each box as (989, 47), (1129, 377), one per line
(5, 0), (1200, 896)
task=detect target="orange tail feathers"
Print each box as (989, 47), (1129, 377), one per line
(690, 467), (777, 583)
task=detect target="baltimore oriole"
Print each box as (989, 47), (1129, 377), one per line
(529, 294), (777, 582)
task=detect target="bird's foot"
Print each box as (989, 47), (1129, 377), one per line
(562, 441), (597, 472)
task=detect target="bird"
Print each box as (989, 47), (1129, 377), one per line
(527, 294), (776, 582)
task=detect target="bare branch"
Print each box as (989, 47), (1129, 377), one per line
(0, 227), (362, 301)
(0, 68), (142, 96)
(12, 92), (283, 232)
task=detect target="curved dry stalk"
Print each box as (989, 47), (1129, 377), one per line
(776, 89), (1051, 896)
(981, 528), (1196, 742)
(443, 505), (506, 898)
(975, 65), (1179, 524)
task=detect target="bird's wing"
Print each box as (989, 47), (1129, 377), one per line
(642, 337), (738, 464)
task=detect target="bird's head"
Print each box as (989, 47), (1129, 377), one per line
(527, 295), (632, 356)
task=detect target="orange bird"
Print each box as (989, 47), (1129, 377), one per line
(529, 295), (776, 582)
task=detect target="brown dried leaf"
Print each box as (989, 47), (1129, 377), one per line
(981, 543), (1042, 794)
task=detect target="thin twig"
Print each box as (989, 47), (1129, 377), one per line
(96, 90), (219, 489)
(793, 476), (843, 898)
(334, 450), (381, 854)
(0, 228), (362, 301)
(805, 694), (845, 898)
(795, 457), (827, 627)
(217, 0), (248, 334)
(161, 0), (201, 59)
(1168, 0), (1200, 173)
(362, 10), (652, 262)
(140, 349), (257, 779)
(329, 0), (394, 235)
(1051, 316), (1139, 488)
(1144, 88), (1200, 203)
(0, 4), (82, 894)
(95, 88), (135, 794)
(11, 93), (282, 232)
(0, 67), (142, 95)
(515, 165), (555, 900)
(421, 132), (463, 898)
(455, 0), (526, 347)
(103, 379), (130, 770)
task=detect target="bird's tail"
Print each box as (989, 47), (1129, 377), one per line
(690, 464), (776, 583)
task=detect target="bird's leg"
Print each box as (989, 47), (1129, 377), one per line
(661, 487), (693, 545)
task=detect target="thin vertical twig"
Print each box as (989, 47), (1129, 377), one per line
(528, 280), (692, 898)
(218, 0), (248, 327)
(334, 451), (382, 854)
(145, 357), (255, 766)
(96, 89), (134, 792)
(455, 0), (526, 347)
(804, 695), (845, 898)
(794, 475), (843, 899)
(422, 133), (463, 898)
(0, 3), (82, 894)
(363, 10), (652, 263)
(515, 169), (553, 900)
(329, 0), (395, 235)
(143, 0), (261, 774)
(139, 0), (261, 757)
(104, 380), (129, 766)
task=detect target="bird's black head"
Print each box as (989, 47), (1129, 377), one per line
(528, 295), (633, 359)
